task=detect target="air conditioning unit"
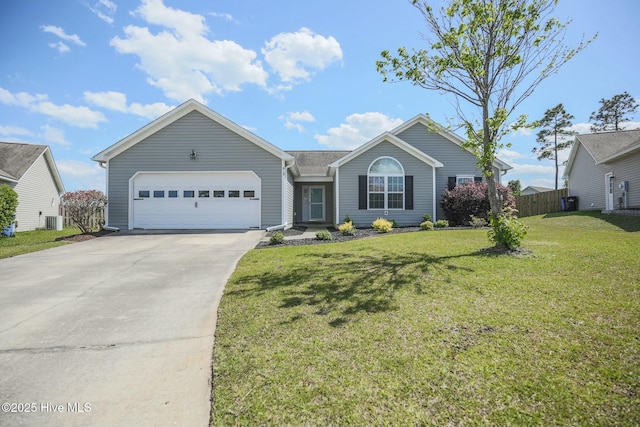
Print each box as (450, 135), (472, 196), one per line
(46, 215), (63, 231)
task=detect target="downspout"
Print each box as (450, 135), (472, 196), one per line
(271, 160), (295, 231)
(432, 166), (437, 221)
(334, 168), (339, 226)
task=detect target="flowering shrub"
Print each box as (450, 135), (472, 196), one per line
(0, 184), (18, 230)
(441, 181), (515, 226)
(420, 221), (434, 231)
(60, 190), (107, 234)
(372, 217), (393, 233)
(338, 221), (356, 236)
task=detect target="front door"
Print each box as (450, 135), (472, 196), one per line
(605, 172), (614, 211)
(308, 186), (325, 222)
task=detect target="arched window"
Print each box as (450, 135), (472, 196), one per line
(368, 157), (404, 209)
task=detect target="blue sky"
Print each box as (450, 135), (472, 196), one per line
(1, 0), (639, 192)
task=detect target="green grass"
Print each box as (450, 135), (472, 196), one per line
(212, 211), (640, 426)
(0, 227), (81, 259)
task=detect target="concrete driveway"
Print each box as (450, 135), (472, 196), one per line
(0, 230), (263, 427)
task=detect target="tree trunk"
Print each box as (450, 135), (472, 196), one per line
(483, 105), (502, 217)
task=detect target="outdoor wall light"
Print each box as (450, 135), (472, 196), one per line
(190, 149), (197, 160)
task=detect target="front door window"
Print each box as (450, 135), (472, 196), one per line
(309, 187), (325, 221)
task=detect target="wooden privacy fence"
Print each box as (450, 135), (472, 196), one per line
(515, 188), (568, 218)
(59, 206), (105, 229)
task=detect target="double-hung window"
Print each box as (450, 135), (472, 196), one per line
(368, 157), (404, 210)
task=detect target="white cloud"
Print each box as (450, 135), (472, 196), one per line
(209, 12), (238, 23)
(57, 160), (103, 177)
(87, 0), (117, 25)
(41, 125), (71, 147)
(314, 113), (403, 149)
(110, 0), (267, 102)
(41, 25), (86, 47)
(262, 28), (342, 84)
(49, 41), (70, 53)
(279, 111), (315, 132)
(497, 148), (529, 161)
(83, 90), (173, 119)
(509, 163), (555, 175)
(0, 125), (34, 137)
(0, 87), (107, 128)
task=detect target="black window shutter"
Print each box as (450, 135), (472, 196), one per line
(474, 176), (483, 183)
(447, 177), (456, 191)
(405, 176), (413, 210)
(358, 175), (367, 210)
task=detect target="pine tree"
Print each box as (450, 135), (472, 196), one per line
(590, 92), (638, 132)
(533, 104), (576, 190)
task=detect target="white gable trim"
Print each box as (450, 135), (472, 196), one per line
(92, 99), (294, 163)
(328, 132), (444, 171)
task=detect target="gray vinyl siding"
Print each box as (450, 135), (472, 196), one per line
(396, 123), (484, 219)
(568, 144), (607, 210)
(286, 169), (295, 225)
(606, 151), (640, 208)
(337, 141), (434, 227)
(107, 110), (283, 229)
(13, 153), (61, 231)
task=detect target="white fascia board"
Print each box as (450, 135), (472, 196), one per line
(294, 176), (334, 183)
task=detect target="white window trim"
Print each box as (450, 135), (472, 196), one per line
(456, 175), (475, 185)
(368, 156), (405, 210)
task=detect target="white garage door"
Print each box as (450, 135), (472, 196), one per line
(131, 172), (261, 229)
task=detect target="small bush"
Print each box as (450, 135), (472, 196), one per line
(422, 214), (432, 223)
(372, 218), (393, 233)
(269, 231), (285, 245)
(343, 214), (352, 223)
(315, 230), (333, 240)
(441, 181), (515, 226)
(420, 221), (434, 231)
(434, 219), (449, 228)
(390, 219), (399, 228)
(469, 215), (488, 228)
(0, 184), (19, 230)
(488, 208), (528, 250)
(338, 221), (356, 236)
(60, 190), (107, 234)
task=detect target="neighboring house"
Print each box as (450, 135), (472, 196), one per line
(92, 99), (511, 230)
(0, 142), (66, 231)
(564, 130), (640, 211)
(521, 185), (555, 195)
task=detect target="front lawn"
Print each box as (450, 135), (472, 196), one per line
(0, 227), (81, 259)
(212, 212), (640, 426)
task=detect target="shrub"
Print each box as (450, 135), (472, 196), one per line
(435, 219), (449, 228)
(420, 221), (434, 231)
(315, 230), (333, 240)
(441, 181), (515, 226)
(390, 219), (399, 228)
(269, 231), (285, 245)
(422, 214), (432, 223)
(372, 217), (393, 233)
(488, 207), (528, 250)
(343, 214), (352, 223)
(338, 221), (356, 236)
(60, 190), (107, 234)
(0, 184), (19, 230)
(469, 215), (488, 228)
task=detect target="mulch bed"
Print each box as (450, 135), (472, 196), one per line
(258, 226), (423, 248)
(56, 229), (115, 242)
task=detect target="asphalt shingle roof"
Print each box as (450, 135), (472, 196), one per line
(286, 150), (350, 176)
(576, 129), (640, 162)
(0, 142), (48, 182)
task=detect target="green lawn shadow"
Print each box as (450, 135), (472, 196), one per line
(542, 210), (640, 232)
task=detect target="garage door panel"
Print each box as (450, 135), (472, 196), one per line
(132, 172), (261, 229)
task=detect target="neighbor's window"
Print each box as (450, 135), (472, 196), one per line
(368, 157), (404, 210)
(228, 190), (240, 198)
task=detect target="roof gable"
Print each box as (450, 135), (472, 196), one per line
(0, 142), (65, 192)
(328, 132), (444, 170)
(564, 129), (640, 177)
(92, 99), (293, 163)
(390, 114), (512, 171)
